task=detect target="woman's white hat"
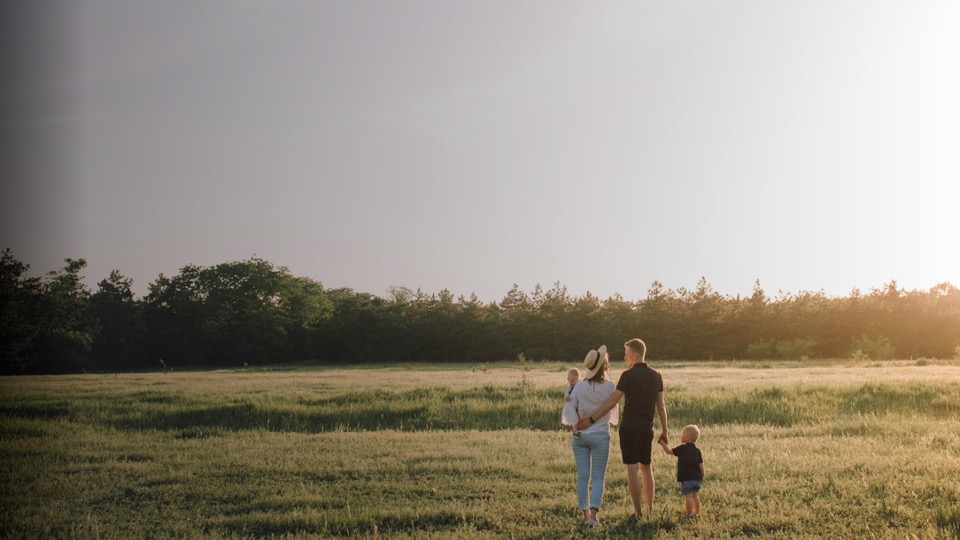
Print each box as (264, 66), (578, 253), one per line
(582, 345), (608, 379)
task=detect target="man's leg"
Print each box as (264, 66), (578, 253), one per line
(625, 463), (644, 516)
(640, 463), (654, 514)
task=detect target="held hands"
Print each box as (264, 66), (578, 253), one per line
(658, 439), (673, 455)
(575, 417), (592, 430)
(658, 431), (669, 446)
(564, 396), (571, 403)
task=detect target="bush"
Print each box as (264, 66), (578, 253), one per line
(850, 335), (896, 361)
(747, 339), (774, 360)
(747, 339), (817, 360)
(776, 338), (817, 360)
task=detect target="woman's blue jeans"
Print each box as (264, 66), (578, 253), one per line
(571, 430), (610, 511)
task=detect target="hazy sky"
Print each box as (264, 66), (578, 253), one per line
(3, 1), (958, 302)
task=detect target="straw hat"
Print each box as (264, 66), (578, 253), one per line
(582, 345), (608, 379)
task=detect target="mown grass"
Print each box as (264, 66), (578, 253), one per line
(2, 362), (960, 538)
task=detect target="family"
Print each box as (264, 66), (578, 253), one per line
(560, 338), (705, 527)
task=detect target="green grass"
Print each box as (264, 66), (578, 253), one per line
(2, 361), (960, 538)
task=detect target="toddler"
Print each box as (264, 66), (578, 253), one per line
(658, 424), (705, 519)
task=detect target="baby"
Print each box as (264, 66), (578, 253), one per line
(560, 367), (581, 432)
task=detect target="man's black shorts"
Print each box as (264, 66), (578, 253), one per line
(620, 426), (654, 465)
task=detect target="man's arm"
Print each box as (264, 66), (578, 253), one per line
(656, 391), (668, 444)
(575, 389), (623, 430)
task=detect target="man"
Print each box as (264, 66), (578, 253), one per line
(577, 338), (668, 518)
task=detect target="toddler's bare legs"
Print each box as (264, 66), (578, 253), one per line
(684, 493), (701, 516)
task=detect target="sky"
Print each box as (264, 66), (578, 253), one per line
(3, 1), (959, 303)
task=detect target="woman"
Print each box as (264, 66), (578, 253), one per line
(565, 345), (618, 526)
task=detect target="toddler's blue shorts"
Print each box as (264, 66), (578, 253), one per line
(680, 480), (702, 495)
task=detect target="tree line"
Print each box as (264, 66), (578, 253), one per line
(2, 249), (959, 374)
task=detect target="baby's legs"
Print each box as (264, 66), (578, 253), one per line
(692, 492), (701, 515)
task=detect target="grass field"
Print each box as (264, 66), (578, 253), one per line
(2, 359), (960, 538)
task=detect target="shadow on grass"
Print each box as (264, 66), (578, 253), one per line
(207, 510), (498, 537)
(3, 382), (959, 434)
(32, 385), (563, 433)
(600, 513), (677, 539)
